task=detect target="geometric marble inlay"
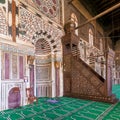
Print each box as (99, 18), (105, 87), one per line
(19, 6), (63, 53)
(35, 39), (51, 55)
(32, 0), (59, 18)
(0, 7), (7, 35)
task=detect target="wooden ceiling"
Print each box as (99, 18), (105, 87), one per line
(78, 0), (120, 44)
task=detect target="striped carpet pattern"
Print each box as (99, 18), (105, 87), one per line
(0, 84), (120, 120)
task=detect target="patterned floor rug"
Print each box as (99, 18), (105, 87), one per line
(0, 84), (120, 120)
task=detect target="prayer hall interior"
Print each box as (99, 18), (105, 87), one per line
(0, 0), (120, 119)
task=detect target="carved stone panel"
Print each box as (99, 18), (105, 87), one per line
(36, 65), (50, 82)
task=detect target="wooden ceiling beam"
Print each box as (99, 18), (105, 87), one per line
(95, 0), (109, 5)
(75, 3), (120, 29)
(97, 1), (120, 12)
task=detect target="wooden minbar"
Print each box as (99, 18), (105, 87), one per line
(62, 21), (118, 103)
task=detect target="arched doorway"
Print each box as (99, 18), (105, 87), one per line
(8, 87), (20, 109)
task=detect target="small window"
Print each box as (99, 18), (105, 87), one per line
(71, 13), (78, 35)
(89, 29), (93, 46)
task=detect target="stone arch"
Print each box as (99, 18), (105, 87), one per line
(19, 7), (63, 53)
(32, 28), (62, 53)
(35, 38), (52, 97)
(8, 87), (21, 109)
(35, 38), (51, 55)
(19, 7), (63, 97)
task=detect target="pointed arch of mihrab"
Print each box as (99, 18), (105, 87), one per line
(19, 6), (63, 53)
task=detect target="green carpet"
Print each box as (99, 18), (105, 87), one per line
(112, 84), (120, 99)
(0, 84), (120, 120)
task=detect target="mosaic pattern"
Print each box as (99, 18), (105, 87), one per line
(0, 7), (7, 35)
(24, 0), (59, 19)
(35, 39), (51, 55)
(19, 6), (62, 53)
(33, 0), (59, 18)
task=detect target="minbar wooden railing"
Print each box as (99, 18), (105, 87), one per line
(63, 50), (118, 103)
(62, 21), (118, 103)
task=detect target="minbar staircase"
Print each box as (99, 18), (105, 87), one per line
(64, 55), (118, 103)
(62, 21), (118, 104)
